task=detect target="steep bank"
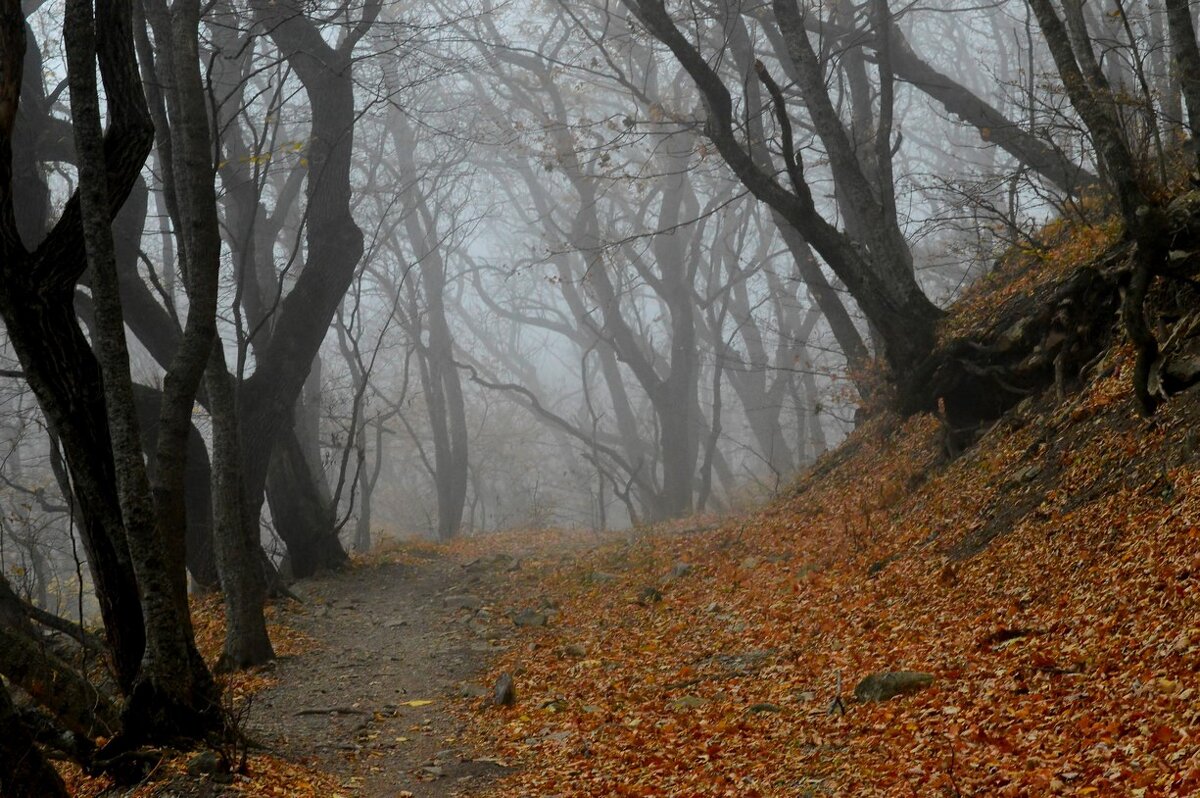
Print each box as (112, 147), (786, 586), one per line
(456, 207), (1200, 797)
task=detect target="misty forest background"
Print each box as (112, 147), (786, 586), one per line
(3, 0), (1200, 788)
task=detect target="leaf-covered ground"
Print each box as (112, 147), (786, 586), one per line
(61, 362), (1200, 796)
(452, 359), (1200, 796)
(58, 209), (1200, 796)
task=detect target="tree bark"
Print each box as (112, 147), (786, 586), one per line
(233, 0), (374, 575)
(1165, 0), (1200, 165)
(752, 5), (1096, 194)
(206, 343), (274, 670)
(0, 624), (121, 738)
(0, 0), (148, 696)
(64, 0), (218, 738)
(390, 115), (470, 539)
(625, 0), (942, 379)
(132, 385), (218, 592)
(265, 431), (348, 575)
(1029, 0), (1164, 416)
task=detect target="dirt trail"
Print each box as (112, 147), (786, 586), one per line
(247, 551), (514, 797)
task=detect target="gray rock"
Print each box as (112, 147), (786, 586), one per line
(465, 553), (514, 573)
(996, 317), (1031, 352)
(443, 594), (483, 611)
(711, 649), (775, 673)
(740, 556), (761, 570)
(186, 750), (223, 777)
(460, 684), (489, 699)
(670, 695), (705, 710)
(853, 670), (934, 702)
(636, 585), (663, 605)
(747, 702), (782, 714)
(670, 562), (694, 579)
(564, 643), (587, 658)
(512, 608), (548, 627)
(493, 672), (516, 706)
(1018, 464), (1042, 483)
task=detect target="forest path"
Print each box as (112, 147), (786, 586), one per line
(246, 550), (517, 798)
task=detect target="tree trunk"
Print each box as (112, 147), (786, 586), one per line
(1165, 0), (1200, 164)
(234, 0), (372, 573)
(64, 0), (218, 739)
(265, 430), (348, 576)
(138, 0), (225, 625)
(0, 0), (148, 697)
(389, 113), (470, 539)
(627, 0), (943, 380)
(1030, 0), (1164, 416)
(206, 344), (274, 670)
(352, 423), (373, 552)
(132, 385), (218, 591)
(296, 356), (334, 503)
(0, 624), (121, 739)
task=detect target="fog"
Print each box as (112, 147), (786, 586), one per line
(0, 0), (1176, 598)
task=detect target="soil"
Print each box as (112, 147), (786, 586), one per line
(245, 550), (517, 797)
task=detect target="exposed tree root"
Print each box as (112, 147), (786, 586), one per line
(903, 190), (1200, 450)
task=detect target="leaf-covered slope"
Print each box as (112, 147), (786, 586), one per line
(457, 225), (1200, 795)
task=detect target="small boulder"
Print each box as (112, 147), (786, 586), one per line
(670, 562), (694, 579)
(670, 695), (706, 710)
(1018, 465), (1042, 483)
(636, 585), (663, 605)
(564, 643), (587, 658)
(460, 683), (489, 699)
(747, 702), (782, 714)
(186, 750), (223, 777)
(853, 670), (935, 702)
(493, 672), (516, 706)
(512, 608), (548, 627)
(443, 594), (483, 611)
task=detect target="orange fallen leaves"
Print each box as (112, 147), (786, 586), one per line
(62, 595), (332, 797)
(446, 359), (1200, 796)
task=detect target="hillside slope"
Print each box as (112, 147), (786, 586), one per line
(458, 214), (1200, 797)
